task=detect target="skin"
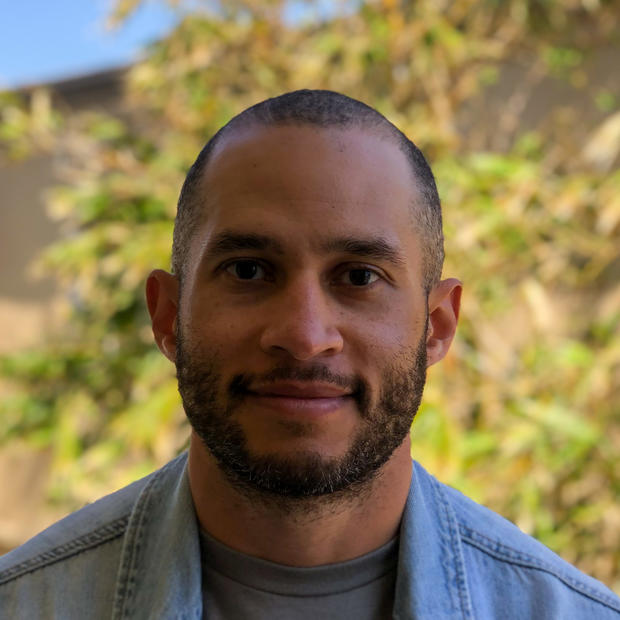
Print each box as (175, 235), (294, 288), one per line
(146, 124), (461, 567)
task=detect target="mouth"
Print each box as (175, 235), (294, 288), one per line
(247, 382), (354, 416)
(250, 381), (353, 398)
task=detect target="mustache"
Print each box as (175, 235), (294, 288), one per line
(228, 365), (370, 413)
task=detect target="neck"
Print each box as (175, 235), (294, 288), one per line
(187, 433), (412, 567)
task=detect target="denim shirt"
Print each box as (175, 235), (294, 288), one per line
(1, 452), (619, 619)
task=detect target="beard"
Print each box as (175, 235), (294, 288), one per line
(176, 327), (427, 503)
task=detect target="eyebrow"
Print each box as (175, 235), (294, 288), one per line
(202, 231), (285, 260)
(202, 231), (406, 268)
(320, 236), (407, 268)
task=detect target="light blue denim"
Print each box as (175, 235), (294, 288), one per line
(1, 452), (619, 619)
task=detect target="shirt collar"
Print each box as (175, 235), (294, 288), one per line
(112, 453), (203, 620)
(394, 461), (473, 618)
(111, 454), (473, 619)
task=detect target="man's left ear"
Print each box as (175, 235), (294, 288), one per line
(426, 278), (462, 368)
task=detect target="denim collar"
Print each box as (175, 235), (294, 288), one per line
(111, 453), (473, 619)
(112, 454), (203, 619)
(395, 461), (473, 618)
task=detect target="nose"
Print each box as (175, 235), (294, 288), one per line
(259, 275), (344, 361)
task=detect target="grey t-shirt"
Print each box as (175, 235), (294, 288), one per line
(200, 528), (398, 619)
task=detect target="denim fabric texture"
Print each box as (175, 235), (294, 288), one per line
(1, 452), (619, 619)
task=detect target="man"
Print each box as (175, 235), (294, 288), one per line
(1, 90), (618, 619)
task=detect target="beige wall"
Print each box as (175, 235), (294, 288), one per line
(0, 154), (63, 354)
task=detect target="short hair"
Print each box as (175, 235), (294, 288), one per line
(172, 89), (444, 292)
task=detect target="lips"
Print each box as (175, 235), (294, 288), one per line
(247, 382), (353, 417)
(249, 381), (352, 399)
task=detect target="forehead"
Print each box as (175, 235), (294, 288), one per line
(187, 124), (423, 273)
(204, 124), (416, 212)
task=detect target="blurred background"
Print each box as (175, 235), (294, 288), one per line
(0, 0), (618, 593)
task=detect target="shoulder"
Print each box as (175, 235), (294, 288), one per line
(413, 462), (620, 617)
(0, 474), (147, 584)
(0, 452), (192, 617)
(0, 465), (161, 617)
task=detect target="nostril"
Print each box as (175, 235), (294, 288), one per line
(260, 324), (344, 361)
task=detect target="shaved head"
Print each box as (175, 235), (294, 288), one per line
(172, 89), (444, 292)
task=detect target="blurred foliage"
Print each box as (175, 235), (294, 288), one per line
(1, 0), (619, 592)
(0, 89), (60, 159)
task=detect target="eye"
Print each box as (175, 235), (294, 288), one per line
(338, 268), (380, 287)
(224, 259), (268, 281)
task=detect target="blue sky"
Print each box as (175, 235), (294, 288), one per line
(0, 0), (180, 89)
(0, 1), (352, 90)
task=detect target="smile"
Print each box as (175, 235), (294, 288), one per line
(247, 394), (353, 416)
(246, 382), (354, 417)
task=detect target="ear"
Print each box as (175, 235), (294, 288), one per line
(146, 269), (179, 363)
(426, 278), (462, 368)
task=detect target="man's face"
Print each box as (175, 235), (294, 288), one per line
(176, 125), (430, 498)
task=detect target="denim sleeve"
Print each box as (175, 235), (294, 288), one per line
(462, 538), (620, 619)
(0, 536), (123, 619)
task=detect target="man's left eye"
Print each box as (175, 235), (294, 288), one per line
(340, 269), (380, 286)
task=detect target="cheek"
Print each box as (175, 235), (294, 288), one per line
(347, 303), (426, 374)
(186, 302), (260, 363)
(187, 293), (230, 333)
(355, 299), (424, 348)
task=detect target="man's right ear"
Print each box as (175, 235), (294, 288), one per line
(146, 269), (179, 363)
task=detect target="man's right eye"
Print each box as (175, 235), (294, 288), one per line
(224, 260), (267, 280)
